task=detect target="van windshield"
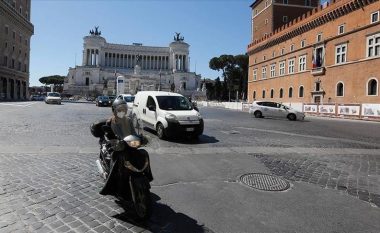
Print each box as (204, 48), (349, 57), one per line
(156, 96), (192, 111)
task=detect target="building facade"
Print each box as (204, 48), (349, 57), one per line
(0, 0), (34, 100)
(250, 0), (319, 41)
(64, 29), (204, 98)
(247, 0), (380, 116)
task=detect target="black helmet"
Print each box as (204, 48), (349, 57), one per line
(112, 98), (128, 118)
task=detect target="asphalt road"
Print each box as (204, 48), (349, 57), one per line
(0, 101), (379, 233)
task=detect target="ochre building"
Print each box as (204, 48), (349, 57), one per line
(247, 0), (380, 108)
(0, 0), (33, 100)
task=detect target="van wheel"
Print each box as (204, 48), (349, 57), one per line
(156, 123), (165, 139)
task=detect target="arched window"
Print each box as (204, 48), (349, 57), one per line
(289, 87), (293, 98)
(279, 88), (283, 98)
(336, 82), (344, 96)
(270, 89), (274, 98)
(262, 90), (266, 98)
(368, 79), (378, 95)
(253, 91), (256, 100)
(299, 86), (304, 97)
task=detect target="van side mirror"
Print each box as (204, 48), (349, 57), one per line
(148, 105), (156, 111)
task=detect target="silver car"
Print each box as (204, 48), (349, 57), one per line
(249, 101), (305, 121)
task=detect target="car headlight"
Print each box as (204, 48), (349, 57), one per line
(126, 140), (141, 148)
(165, 113), (177, 122)
(99, 101), (102, 103)
(196, 112), (202, 120)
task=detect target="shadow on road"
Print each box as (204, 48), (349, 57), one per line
(113, 193), (212, 233)
(142, 127), (219, 145)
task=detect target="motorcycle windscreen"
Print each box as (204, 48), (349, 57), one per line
(111, 116), (137, 139)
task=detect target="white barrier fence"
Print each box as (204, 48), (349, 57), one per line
(198, 101), (380, 120)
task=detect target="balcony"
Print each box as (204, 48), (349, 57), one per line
(311, 67), (325, 76)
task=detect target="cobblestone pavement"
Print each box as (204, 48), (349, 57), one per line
(252, 153), (380, 208)
(0, 152), (211, 233)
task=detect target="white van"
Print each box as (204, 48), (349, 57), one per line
(132, 91), (203, 139)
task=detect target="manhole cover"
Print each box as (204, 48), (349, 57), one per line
(239, 173), (290, 191)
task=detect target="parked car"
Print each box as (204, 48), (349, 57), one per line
(45, 92), (62, 104)
(108, 95), (116, 103)
(116, 94), (135, 109)
(249, 101), (305, 121)
(96, 95), (111, 107)
(132, 91), (203, 139)
(30, 95), (42, 101)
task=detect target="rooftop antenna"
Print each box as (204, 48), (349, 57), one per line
(74, 53), (77, 67)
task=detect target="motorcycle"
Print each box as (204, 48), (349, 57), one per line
(90, 114), (153, 220)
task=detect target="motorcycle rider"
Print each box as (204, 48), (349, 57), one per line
(100, 98), (153, 197)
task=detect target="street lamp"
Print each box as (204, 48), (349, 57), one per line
(159, 69), (162, 91)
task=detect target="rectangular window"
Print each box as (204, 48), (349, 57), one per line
(288, 58), (295, 74)
(299, 55), (306, 71)
(313, 47), (324, 68)
(5, 26), (9, 35)
(367, 33), (380, 57)
(270, 63), (276, 78)
(262, 66), (267, 79)
(4, 42), (7, 48)
(272, 51), (275, 57)
(290, 44), (294, 52)
(335, 44), (347, 64)
(301, 40), (306, 48)
(279, 61), (286, 76)
(281, 48), (285, 55)
(305, 0), (311, 6)
(18, 62), (21, 70)
(338, 24), (345, 35)
(3, 56), (7, 66)
(317, 33), (322, 42)
(283, 16), (288, 22)
(11, 59), (15, 69)
(265, 0), (268, 7)
(12, 31), (15, 40)
(283, 0), (288, 4)
(19, 34), (22, 43)
(263, 55), (266, 61)
(371, 11), (379, 23)
(253, 69), (257, 81)
(265, 19), (268, 25)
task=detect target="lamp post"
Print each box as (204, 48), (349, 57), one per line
(159, 69), (162, 91)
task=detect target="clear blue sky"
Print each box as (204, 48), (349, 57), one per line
(30, 0), (253, 86)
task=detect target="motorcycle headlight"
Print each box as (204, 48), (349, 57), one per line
(165, 113), (177, 122)
(126, 140), (141, 148)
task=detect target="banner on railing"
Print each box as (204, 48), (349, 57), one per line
(362, 104), (380, 117)
(319, 105), (336, 114)
(303, 104), (318, 113)
(337, 105), (360, 116)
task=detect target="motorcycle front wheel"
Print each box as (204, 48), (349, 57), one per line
(131, 177), (152, 220)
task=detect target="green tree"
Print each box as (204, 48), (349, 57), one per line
(39, 75), (65, 92)
(209, 54), (248, 101)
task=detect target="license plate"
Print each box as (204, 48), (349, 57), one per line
(186, 128), (194, 132)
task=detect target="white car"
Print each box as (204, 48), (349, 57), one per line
(132, 91), (203, 139)
(45, 92), (61, 104)
(249, 101), (305, 121)
(116, 94), (135, 109)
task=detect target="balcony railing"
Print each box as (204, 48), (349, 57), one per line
(311, 67), (325, 76)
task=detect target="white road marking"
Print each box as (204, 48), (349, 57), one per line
(0, 102), (37, 107)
